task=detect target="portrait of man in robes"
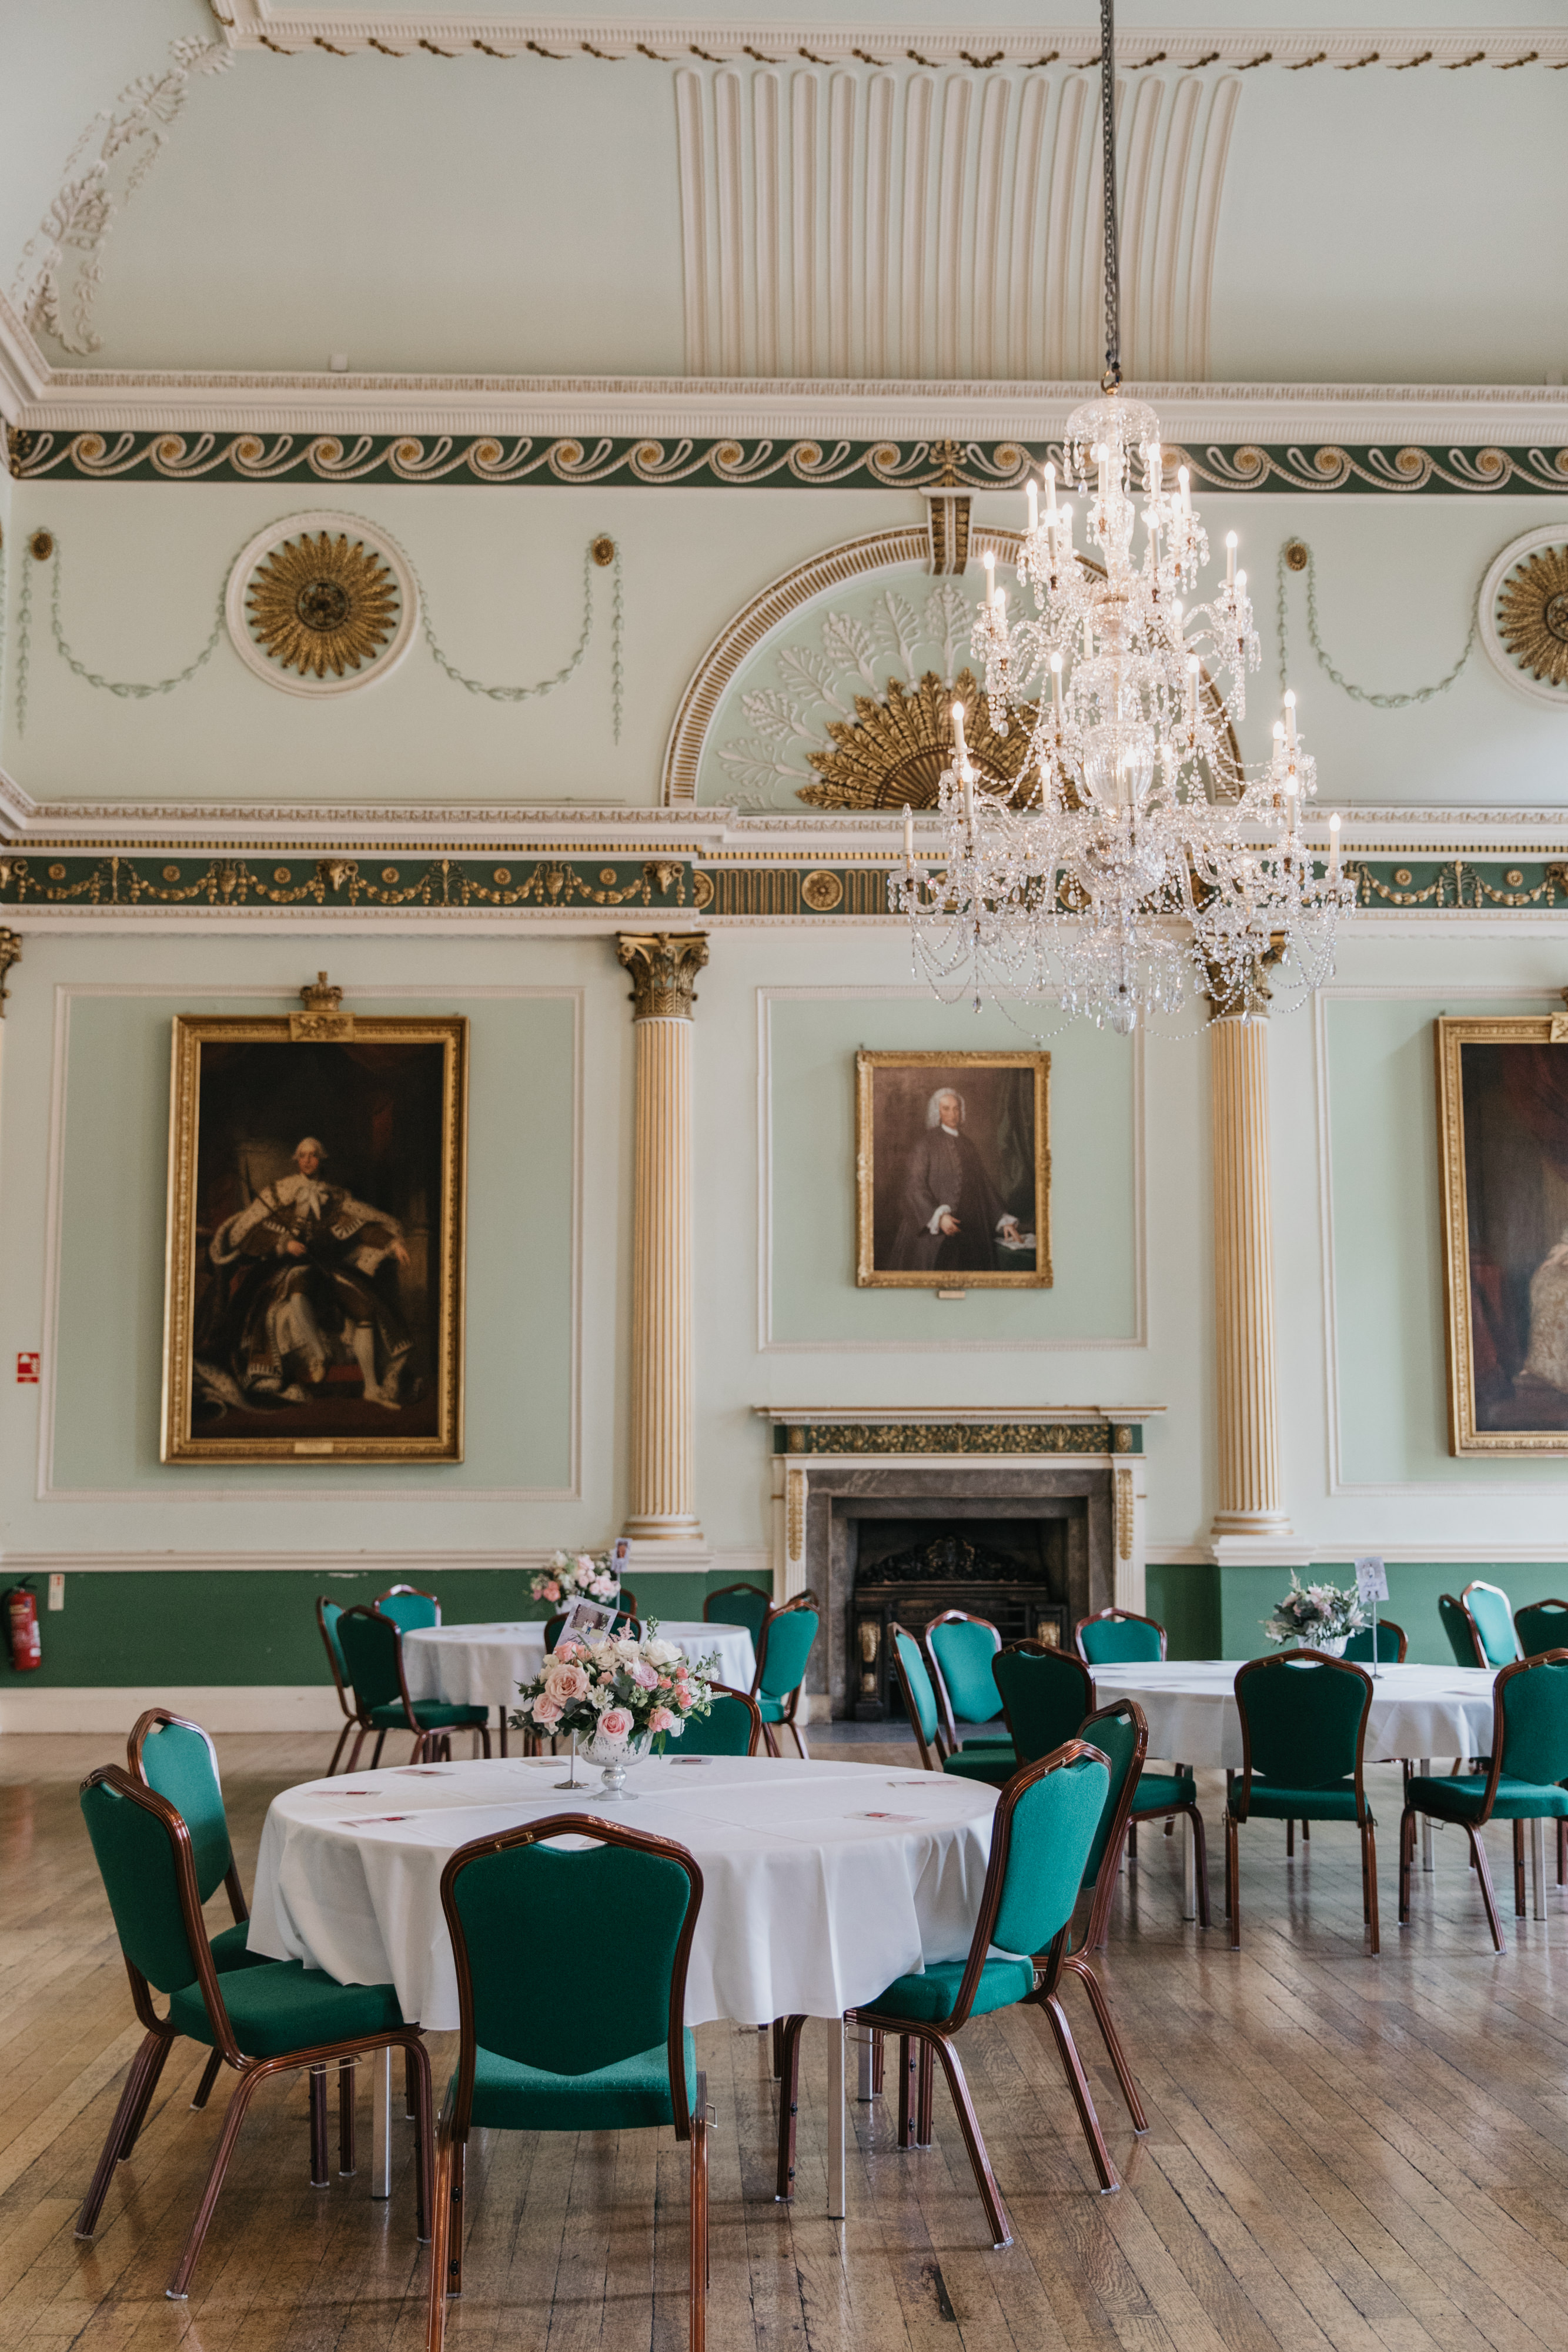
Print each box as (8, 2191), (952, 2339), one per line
(857, 1051), (1050, 1288)
(164, 1020), (465, 1461)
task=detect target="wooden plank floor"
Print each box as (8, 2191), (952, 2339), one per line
(5, 1735), (1568, 2351)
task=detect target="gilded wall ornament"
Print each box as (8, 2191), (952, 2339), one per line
(798, 668), (1036, 811)
(616, 932), (710, 1021)
(1480, 528), (1568, 708)
(225, 511), (419, 698)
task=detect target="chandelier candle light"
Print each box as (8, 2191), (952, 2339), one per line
(893, 0), (1353, 1033)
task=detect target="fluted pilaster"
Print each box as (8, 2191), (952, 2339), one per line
(1209, 1008), (1293, 1547)
(617, 933), (708, 1543)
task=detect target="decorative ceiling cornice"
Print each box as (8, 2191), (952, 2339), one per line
(210, 12), (1568, 74)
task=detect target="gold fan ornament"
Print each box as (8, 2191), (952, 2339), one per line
(1496, 544), (1568, 688)
(797, 669), (1037, 810)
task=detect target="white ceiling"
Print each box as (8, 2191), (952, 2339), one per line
(1, 5), (1564, 387)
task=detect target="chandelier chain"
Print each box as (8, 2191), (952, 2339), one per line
(1276, 538), (1476, 709)
(1099, 0), (1121, 386)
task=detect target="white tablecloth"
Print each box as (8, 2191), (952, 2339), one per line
(249, 1753), (997, 2032)
(401, 1619), (757, 1711)
(1088, 1659), (1497, 1770)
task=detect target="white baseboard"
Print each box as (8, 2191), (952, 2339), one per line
(0, 1684), (347, 1735)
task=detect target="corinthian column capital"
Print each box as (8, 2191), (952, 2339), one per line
(617, 932), (709, 1022)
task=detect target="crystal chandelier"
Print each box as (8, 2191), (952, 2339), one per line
(893, 0), (1353, 1033)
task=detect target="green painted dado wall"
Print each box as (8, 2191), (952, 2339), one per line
(9, 1566), (746, 1689)
(1152, 1564), (1568, 1666)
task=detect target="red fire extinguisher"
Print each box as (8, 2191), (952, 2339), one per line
(6, 1582), (41, 1672)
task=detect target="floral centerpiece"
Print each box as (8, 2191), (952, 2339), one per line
(511, 1623), (719, 1799)
(1263, 1575), (1366, 1655)
(530, 1549), (618, 1609)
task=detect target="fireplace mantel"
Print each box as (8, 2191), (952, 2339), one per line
(753, 1406), (1162, 1716)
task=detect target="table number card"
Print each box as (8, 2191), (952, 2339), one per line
(1354, 1556), (1389, 1603)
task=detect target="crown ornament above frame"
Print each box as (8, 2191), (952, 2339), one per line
(290, 971), (355, 1041)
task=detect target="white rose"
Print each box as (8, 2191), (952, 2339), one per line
(646, 1639), (681, 1667)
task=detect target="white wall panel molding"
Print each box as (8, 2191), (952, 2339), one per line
(674, 61), (1239, 380)
(1315, 980), (1568, 1501)
(213, 12), (1568, 73)
(34, 982), (584, 1506)
(754, 983), (1147, 1352)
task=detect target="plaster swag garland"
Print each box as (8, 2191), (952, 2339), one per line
(529, 1550), (619, 1608)
(1263, 1575), (1366, 1653)
(511, 1625), (719, 1755)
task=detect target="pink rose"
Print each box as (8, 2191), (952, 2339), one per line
(649, 1706), (677, 1735)
(546, 1662), (589, 1703)
(599, 1707), (634, 1742)
(576, 1553), (597, 1574)
(629, 1660), (660, 1690)
(531, 1694), (563, 1726)
(540, 1581), (560, 1602)
(556, 1639), (584, 1662)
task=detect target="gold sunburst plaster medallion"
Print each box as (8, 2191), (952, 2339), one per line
(246, 530), (400, 680)
(797, 669), (1037, 810)
(1496, 544), (1568, 687)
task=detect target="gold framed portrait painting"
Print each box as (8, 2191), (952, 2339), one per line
(856, 1050), (1051, 1288)
(162, 1013), (467, 1462)
(1437, 1013), (1568, 1454)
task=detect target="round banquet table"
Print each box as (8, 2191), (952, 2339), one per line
(401, 1619), (757, 1715)
(1085, 1658), (1497, 1771)
(248, 1751), (997, 2217)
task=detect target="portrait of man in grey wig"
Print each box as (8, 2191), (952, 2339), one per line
(887, 1087), (1022, 1274)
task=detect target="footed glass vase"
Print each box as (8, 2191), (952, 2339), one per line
(584, 1729), (653, 1800)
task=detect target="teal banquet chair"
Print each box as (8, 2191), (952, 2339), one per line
(336, 1603), (491, 1768)
(890, 1625), (1014, 1785)
(751, 1593), (819, 1758)
(1439, 1592), (1486, 1668)
(1399, 1651), (1568, 1950)
(77, 1765), (431, 2301)
(703, 1580), (772, 1649)
(925, 1611), (1013, 1761)
(1053, 1698), (1152, 2116)
(992, 1640), (1096, 1766)
(427, 1816), (710, 2352)
(1074, 1606), (1166, 1665)
(1225, 1652), (1380, 1953)
(1462, 1578), (1524, 1668)
(1516, 1599), (1568, 1659)
(671, 1683), (762, 1756)
(774, 1741), (1117, 2243)
(316, 1596), (360, 1776)
(1344, 1620), (1408, 1663)
(375, 1582), (442, 1631)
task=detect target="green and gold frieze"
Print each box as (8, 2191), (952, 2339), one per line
(0, 850), (1564, 917)
(775, 1420), (1127, 1455)
(9, 427), (1568, 497)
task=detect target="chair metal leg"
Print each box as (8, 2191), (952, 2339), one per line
(1062, 1955), (1149, 2133)
(310, 2067), (330, 2187)
(190, 2049), (223, 2111)
(116, 2026), (176, 2159)
(896, 2033), (918, 2148)
(914, 2037), (934, 2147)
(166, 2064), (266, 2298)
(1286, 1819), (1295, 1857)
(339, 2059), (357, 2176)
(1302, 1818), (1310, 1842)
(1225, 1815), (1241, 1949)
(345, 1727), (369, 1775)
(326, 1721), (354, 1776)
(404, 2036), (434, 2243)
(1398, 1807), (1415, 1925)
(930, 2033), (1014, 2248)
(405, 2044), (419, 2120)
(1513, 1820), (1526, 1916)
(1037, 1993), (1119, 2194)
(871, 2029), (885, 2093)
(1466, 1825), (1506, 1952)
(774, 2015), (807, 2201)
(690, 2080), (710, 2352)
(77, 2029), (170, 2237)
(370, 1732), (387, 1768)
(1363, 1818), (1380, 1955)
(1178, 1805), (1210, 1929)
(426, 2107), (454, 2352)
(1559, 1816), (1566, 1886)
(771, 2017), (784, 2079)
(786, 1712), (810, 1760)
(478, 1723), (492, 1759)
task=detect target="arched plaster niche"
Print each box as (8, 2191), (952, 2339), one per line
(663, 525), (1030, 811)
(663, 525), (1239, 810)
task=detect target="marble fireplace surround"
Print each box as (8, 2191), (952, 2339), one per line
(755, 1408), (1160, 1719)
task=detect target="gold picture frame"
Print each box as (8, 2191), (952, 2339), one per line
(1437, 1013), (1568, 1454)
(162, 1011), (467, 1462)
(855, 1049), (1051, 1288)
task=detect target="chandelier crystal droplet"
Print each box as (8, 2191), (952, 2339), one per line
(892, 0), (1353, 1034)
